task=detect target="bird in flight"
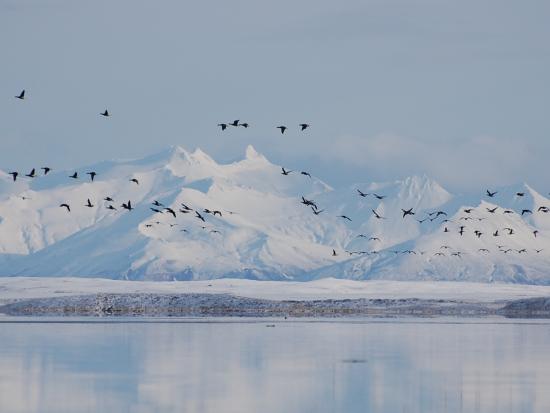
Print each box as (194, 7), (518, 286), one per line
(332, 249), (337, 257)
(401, 208), (414, 218)
(104, 197), (114, 202)
(9, 172), (18, 182)
(239, 122), (249, 128)
(164, 208), (176, 218)
(486, 190), (497, 197)
(229, 120), (240, 127)
(372, 209), (385, 219)
(357, 189), (368, 197)
(130, 178), (139, 185)
(25, 168), (36, 178)
(85, 199), (94, 208)
(121, 201), (133, 211)
(41, 167), (51, 175)
(299, 123), (310, 131)
(87, 172), (97, 182)
(195, 211), (206, 222)
(486, 207), (498, 213)
(276, 126), (287, 134)
(15, 90), (25, 100)
(372, 194), (386, 200)
(100, 110), (110, 117)
(150, 208), (163, 213)
(521, 209), (532, 216)
(218, 123), (228, 131)
(311, 207), (324, 215)
(516, 192), (525, 197)
(533, 230), (539, 238)
(463, 208), (474, 214)
(152, 200), (163, 207)
(339, 215), (352, 221)
(60, 203), (71, 212)
(106, 205), (117, 211)
(69, 172), (78, 179)
(301, 171), (312, 178)
(281, 167), (292, 176)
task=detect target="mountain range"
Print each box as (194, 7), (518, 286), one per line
(1, 145), (549, 284)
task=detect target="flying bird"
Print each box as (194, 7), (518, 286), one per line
(15, 90), (25, 100)
(533, 230), (539, 238)
(276, 126), (287, 134)
(339, 215), (352, 221)
(218, 123), (228, 131)
(85, 199), (94, 208)
(164, 208), (176, 218)
(521, 209), (532, 216)
(150, 208), (163, 213)
(332, 249), (337, 257)
(106, 205), (117, 211)
(25, 168), (36, 178)
(60, 203), (70, 212)
(299, 123), (310, 131)
(9, 172), (18, 181)
(357, 189), (368, 197)
(87, 172), (97, 182)
(195, 211), (206, 222)
(69, 172), (78, 179)
(301, 171), (312, 178)
(486, 190), (497, 197)
(516, 192), (525, 197)
(401, 208), (414, 218)
(41, 167), (51, 175)
(239, 122), (249, 128)
(312, 207), (324, 215)
(100, 110), (110, 117)
(372, 194), (386, 200)
(486, 207), (498, 213)
(152, 200), (163, 207)
(229, 120), (240, 127)
(104, 197), (114, 202)
(130, 178), (139, 185)
(281, 167), (292, 176)
(121, 201), (133, 211)
(371, 209), (386, 219)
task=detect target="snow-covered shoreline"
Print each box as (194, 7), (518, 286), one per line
(2, 277), (550, 318)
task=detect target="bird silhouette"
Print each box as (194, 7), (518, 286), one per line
(533, 230), (539, 238)
(195, 211), (205, 222)
(229, 120), (239, 127)
(60, 203), (71, 212)
(281, 167), (292, 175)
(371, 209), (386, 219)
(181, 203), (193, 211)
(486, 190), (497, 197)
(464, 208), (474, 214)
(493, 230), (499, 237)
(459, 226), (465, 236)
(121, 201), (133, 211)
(521, 209), (532, 215)
(373, 194), (386, 200)
(339, 215), (352, 221)
(401, 208), (414, 218)
(41, 167), (51, 175)
(9, 172), (18, 181)
(516, 192), (525, 197)
(104, 197), (114, 202)
(106, 205), (117, 211)
(150, 208), (163, 213)
(486, 207), (498, 213)
(357, 189), (368, 197)
(25, 168), (36, 178)
(69, 172), (78, 179)
(276, 126), (287, 134)
(312, 207), (324, 215)
(332, 249), (337, 257)
(218, 123), (228, 131)
(15, 90), (25, 100)
(87, 172), (97, 182)
(165, 208), (176, 218)
(130, 178), (139, 185)
(301, 171), (312, 178)
(85, 199), (94, 208)
(299, 123), (310, 131)
(100, 110), (110, 117)
(239, 122), (249, 128)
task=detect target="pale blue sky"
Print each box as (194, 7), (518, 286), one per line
(1, 0), (549, 191)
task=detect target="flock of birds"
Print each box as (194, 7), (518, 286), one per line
(5, 89), (548, 263)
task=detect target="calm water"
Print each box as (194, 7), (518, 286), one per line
(1, 318), (549, 413)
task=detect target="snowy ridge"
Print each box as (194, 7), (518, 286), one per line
(1, 145), (549, 284)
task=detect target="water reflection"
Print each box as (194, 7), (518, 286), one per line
(1, 320), (549, 413)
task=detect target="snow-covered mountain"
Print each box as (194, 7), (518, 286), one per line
(1, 145), (549, 284)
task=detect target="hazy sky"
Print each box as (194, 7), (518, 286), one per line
(1, 0), (549, 192)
